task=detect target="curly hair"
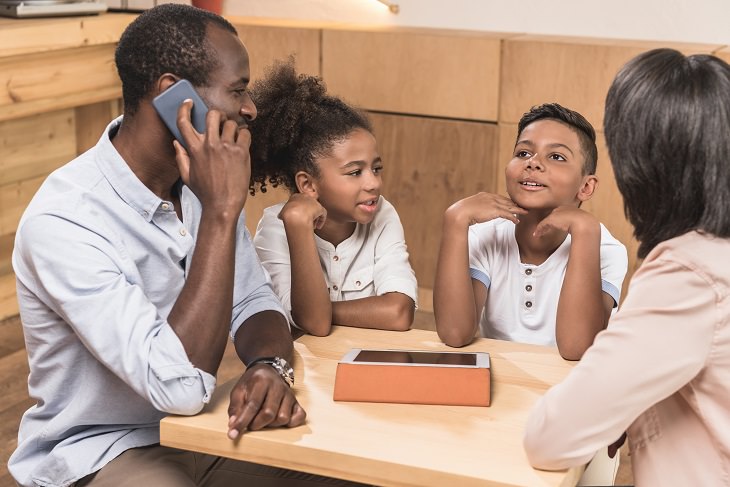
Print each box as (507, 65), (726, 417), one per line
(248, 59), (373, 194)
(115, 4), (237, 116)
(517, 103), (598, 175)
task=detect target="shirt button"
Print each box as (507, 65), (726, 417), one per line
(179, 228), (187, 236)
(333, 256), (339, 261)
(525, 284), (533, 292)
(525, 301), (533, 308)
(161, 203), (170, 210)
(525, 269), (533, 275)
(333, 285), (339, 291)
(355, 280), (361, 286)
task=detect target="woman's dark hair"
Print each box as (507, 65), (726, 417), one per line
(604, 48), (730, 258)
(115, 4), (237, 116)
(517, 103), (598, 175)
(248, 59), (372, 194)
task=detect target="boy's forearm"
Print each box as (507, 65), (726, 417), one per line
(284, 223), (333, 336)
(434, 217), (479, 347)
(555, 224), (605, 360)
(332, 293), (414, 331)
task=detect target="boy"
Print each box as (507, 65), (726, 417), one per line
(434, 103), (627, 361)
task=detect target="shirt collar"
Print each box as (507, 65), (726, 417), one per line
(94, 116), (167, 223)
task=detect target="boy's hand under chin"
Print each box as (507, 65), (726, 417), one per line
(446, 192), (527, 228)
(533, 206), (600, 238)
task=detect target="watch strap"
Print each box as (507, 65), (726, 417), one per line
(247, 356), (294, 387)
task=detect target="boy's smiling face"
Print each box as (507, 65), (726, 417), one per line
(505, 119), (596, 211)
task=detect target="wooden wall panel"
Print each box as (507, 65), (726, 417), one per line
(75, 101), (121, 154)
(0, 14), (136, 58)
(500, 37), (721, 127)
(0, 233), (12, 276)
(0, 45), (121, 122)
(323, 30), (501, 120)
(496, 123), (638, 298)
(232, 24), (321, 80)
(0, 175), (45, 238)
(370, 113), (500, 289)
(0, 273), (18, 321)
(0, 109), (75, 187)
(714, 47), (730, 64)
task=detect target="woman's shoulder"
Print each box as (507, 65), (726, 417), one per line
(644, 231), (730, 290)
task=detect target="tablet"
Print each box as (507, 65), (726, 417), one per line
(334, 348), (491, 406)
(342, 348), (490, 368)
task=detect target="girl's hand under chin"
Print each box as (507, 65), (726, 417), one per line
(278, 192), (327, 230)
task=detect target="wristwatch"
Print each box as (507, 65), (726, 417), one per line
(247, 356), (295, 387)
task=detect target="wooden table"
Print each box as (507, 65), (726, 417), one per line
(160, 326), (581, 487)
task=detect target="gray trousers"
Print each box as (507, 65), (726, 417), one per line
(75, 444), (369, 487)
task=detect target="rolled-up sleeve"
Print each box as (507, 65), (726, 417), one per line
(372, 201), (418, 305)
(599, 225), (628, 308)
(16, 212), (215, 415)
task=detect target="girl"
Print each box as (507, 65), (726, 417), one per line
(524, 49), (730, 485)
(249, 61), (417, 336)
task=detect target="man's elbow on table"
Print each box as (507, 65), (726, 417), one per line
(148, 376), (213, 416)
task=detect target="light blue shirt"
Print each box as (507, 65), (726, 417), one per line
(8, 117), (285, 487)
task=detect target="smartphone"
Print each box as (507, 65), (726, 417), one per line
(152, 79), (208, 150)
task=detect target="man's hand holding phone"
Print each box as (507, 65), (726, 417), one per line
(173, 95), (251, 217)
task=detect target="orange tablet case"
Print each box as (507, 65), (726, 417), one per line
(333, 349), (491, 407)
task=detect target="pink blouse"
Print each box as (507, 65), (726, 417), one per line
(524, 231), (730, 485)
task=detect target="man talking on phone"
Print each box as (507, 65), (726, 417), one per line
(8, 5), (359, 487)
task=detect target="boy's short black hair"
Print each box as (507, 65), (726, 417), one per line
(115, 4), (237, 116)
(248, 59), (372, 194)
(517, 103), (598, 175)
(604, 48), (730, 258)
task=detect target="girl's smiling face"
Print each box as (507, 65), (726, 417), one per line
(311, 128), (383, 229)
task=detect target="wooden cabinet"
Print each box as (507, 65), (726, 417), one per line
(500, 36), (720, 127)
(323, 30), (501, 121)
(232, 23), (321, 80)
(371, 113), (499, 288)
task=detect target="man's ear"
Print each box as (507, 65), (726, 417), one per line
(155, 73), (180, 97)
(295, 171), (318, 197)
(577, 174), (598, 202)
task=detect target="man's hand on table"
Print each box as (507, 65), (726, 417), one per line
(227, 364), (306, 439)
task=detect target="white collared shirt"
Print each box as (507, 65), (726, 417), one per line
(468, 218), (627, 346)
(254, 196), (418, 328)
